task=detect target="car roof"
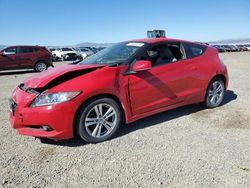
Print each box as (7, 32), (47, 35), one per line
(127, 38), (206, 46)
(4, 45), (42, 48)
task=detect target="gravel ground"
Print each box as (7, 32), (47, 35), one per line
(0, 53), (250, 188)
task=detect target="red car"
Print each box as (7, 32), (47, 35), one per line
(9, 38), (228, 143)
(0, 46), (53, 72)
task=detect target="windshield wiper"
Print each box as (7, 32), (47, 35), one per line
(71, 59), (83, 64)
(108, 62), (123, 67)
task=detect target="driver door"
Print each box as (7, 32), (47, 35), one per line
(0, 47), (18, 70)
(129, 43), (191, 115)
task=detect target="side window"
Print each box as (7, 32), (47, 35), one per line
(81, 49), (88, 52)
(167, 43), (186, 61)
(18, 47), (34, 53)
(4, 47), (17, 55)
(62, 48), (72, 51)
(33, 48), (39, 52)
(137, 44), (175, 67)
(186, 43), (207, 58)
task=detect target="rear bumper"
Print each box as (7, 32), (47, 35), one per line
(46, 58), (53, 67)
(10, 100), (78, 140)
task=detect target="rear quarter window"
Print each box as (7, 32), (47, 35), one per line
(18, 47), (34, 53)
(33, 48), (40, 52)
(185, 43), (207, 58)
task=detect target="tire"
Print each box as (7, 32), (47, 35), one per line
(76, 97), (122, 143)
(34, 61), (48, 72)
(203, 78), (225, 108)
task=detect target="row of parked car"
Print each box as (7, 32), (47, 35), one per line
(48, 47), (105, 61)
(212, 44), (250, 53)
(0, 45), (105, 72)
(0, 42), (249, 73)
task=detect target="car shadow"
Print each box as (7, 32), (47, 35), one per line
(221, 90), (237, 106)
(0, 70), (35, 76)
(40, 90), (237, 147)
(39, 137), (87, 147)
(117, 90), (237, 138)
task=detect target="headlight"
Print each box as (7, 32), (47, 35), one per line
(31, 91), (81, 107)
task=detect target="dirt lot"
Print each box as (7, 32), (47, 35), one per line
(0, 52), (250, 188)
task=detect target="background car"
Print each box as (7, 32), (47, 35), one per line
(79, 47), (95, 56)
(48, 48), (60, 61)
(53, 47), (79, 61)
(0, 45), (53, 72)
(230, 45), (240, 52)
(236, 45), (248, 51)
(222, 45), (239, 52)
(212, 45), (225, 53)
(244, 44), (250, 51)
(73, 48), (88, 60)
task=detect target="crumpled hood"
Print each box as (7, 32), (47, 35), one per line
(23, 64), (105, 88)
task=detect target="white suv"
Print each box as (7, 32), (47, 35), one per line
(53, 47), (78, 61)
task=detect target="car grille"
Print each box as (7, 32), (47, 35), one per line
(9, 99), (17, 116)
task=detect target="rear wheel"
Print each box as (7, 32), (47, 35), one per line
(76, 97), (122, 143)
(203, 78), (225, 108)
(34, 61), (48, 72)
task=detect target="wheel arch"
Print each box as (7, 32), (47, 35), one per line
(209, 74), (227, 89)
(203, 74), (227, 102)
(73, 93), (127, 137)
(201, 74), (227, 108)
(34, 60), (48, 69)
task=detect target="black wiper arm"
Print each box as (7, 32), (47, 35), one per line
(72, 59), (83, 64)
(108, 62), (123, 67)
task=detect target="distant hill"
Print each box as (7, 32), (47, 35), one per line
(0, 45), (6, 50)
(46, 42), (113, 49)
(209, 38), (250, 44)
(74, 42), (113, 48)
(0, 42), (112, 50)
(2, 38), (250, 49)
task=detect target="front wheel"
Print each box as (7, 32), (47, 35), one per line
(34, 61), (48, 72)
(76, 97), (122, 143)
(203, 78), (225, 108)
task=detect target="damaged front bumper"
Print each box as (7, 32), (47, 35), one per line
(9, 86), (78, 140)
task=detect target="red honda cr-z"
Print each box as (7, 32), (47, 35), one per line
(9, 38), (228, 143)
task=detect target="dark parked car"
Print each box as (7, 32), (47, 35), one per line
(237, 45), (249, 51)
(0, 46), (53, 72)
(222, 45), (238, 52)
(212, 45), (225, 53)
(221, 45), (231, 52)
(230, 45), (240, 52)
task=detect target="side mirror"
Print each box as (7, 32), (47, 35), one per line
(0, 52), (9, 57)
(131, 60), (152, 72)
(2, 51), (15, 56)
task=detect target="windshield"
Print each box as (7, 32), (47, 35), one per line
(80, 48), (90, 52)
(79, 42), (145, 65)
(62, 48), (73, 51)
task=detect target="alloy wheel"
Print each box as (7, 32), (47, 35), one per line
(36, 62), (47, 72)
(208, 81), (224, 106)
(85, 103), (117, 138)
